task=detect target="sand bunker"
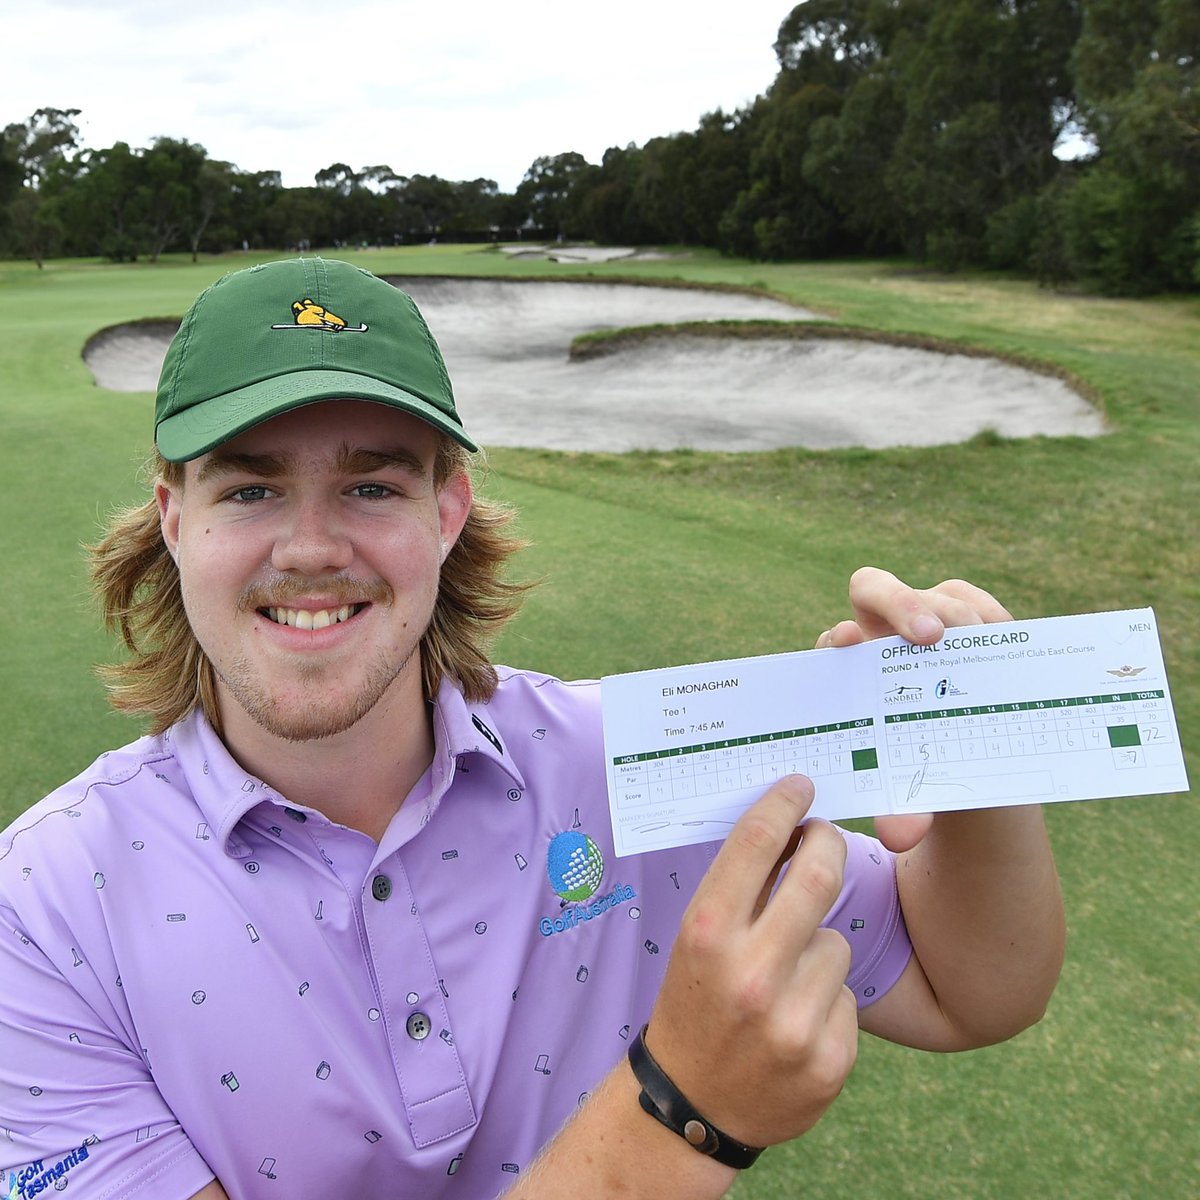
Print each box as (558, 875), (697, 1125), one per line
(497, 245), (681, 263)
(84, 278), (1103, 451)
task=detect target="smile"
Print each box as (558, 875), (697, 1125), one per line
(263, 604), (365, 630)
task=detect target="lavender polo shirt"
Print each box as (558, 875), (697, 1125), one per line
(0, 667), (911, 1200)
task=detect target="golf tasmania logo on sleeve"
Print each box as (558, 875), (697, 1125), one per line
(7, 1145), (93, 1198)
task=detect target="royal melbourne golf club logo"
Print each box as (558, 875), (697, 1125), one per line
(539, 831), (636, 938)
(271, 298), (368, 332)
(1107, 664), (1147, 679)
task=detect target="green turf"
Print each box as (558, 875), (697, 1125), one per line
(1, 248), (1195, 1198)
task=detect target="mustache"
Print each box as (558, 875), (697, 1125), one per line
(237, 574), (394, 613)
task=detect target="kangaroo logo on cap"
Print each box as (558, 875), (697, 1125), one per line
(271, 298), (368, 333)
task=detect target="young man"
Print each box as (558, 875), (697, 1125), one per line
(0, 259), (1064, 1200)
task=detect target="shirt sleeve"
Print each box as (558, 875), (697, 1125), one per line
(0, 903), (216, 1200)
(825, 828), (913, 1007)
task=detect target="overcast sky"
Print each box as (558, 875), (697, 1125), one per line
(3, 0), (795, 192)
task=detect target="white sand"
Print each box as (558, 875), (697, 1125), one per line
(497, 245), (681, 263)
(83, 278), (1104, 451)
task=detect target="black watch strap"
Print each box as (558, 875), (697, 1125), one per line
(627, 1025), (765, 1170)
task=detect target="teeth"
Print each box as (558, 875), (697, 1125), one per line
(266, 605), (358, 629)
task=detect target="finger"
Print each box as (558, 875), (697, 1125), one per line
(789, 927), (853, 1003)
(780, 936), (858, 1068)
(819, 983), (861, 1079)
(913, 592), (985, 632)
(753, 819), (847, 945)
(903, 584), (1011, 636)
(819, 620), (868, 649)
(752, 825), (804, 918)
(874, 811), (934, 853)
(927, 578), (1013, 625)
(698, 776), (816, 924)
(848, 567), (945, 644)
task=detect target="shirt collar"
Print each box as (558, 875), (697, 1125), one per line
(168, 711), (284, 856)
(170, 681), (526, 855)
(429, 675), (526, 796)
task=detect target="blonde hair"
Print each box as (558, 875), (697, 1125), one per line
(90, 439), (529, 736)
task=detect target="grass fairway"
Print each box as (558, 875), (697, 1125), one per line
(2, 247), (1195, 1198)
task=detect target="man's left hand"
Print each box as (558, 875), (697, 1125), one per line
(814, 567), (1013, 853)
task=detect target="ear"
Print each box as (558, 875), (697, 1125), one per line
(436, 469), (473, 557)
(156, 479), (182, 563)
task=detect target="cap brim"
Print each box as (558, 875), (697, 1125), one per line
(155, 369), (478, 461)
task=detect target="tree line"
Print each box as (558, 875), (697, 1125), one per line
(2, 0), (1196, 294)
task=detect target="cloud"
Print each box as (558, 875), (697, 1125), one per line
(2, 0), (787, 191)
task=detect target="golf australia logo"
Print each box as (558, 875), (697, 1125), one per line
(547, 831), (604, 902)
(271, 298), (368, 333)
(539, 831), (636, 937)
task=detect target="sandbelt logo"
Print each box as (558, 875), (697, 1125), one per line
(540, 830), (635, 937)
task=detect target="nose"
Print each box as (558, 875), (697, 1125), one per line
(271, 495), (355, 576)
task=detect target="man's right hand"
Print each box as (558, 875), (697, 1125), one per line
(642, 774), (859, 1150)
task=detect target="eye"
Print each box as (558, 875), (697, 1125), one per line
(227, 485), (274, 503)
(349, 482), (396, 500)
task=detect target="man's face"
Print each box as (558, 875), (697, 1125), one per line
(157, 399), (471, 743)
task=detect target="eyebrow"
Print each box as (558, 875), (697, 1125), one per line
(195, 443), (430, 485)
(334, 444), (429, 478)
(196, 451), (291, 484)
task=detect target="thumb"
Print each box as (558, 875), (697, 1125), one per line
(874, 812), (934, 853)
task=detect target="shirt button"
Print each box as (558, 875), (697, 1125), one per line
(371, 874), (392, 902)
(406, 1011), (432, 1041)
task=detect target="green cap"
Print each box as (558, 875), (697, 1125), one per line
(155, 258), (477, 461)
